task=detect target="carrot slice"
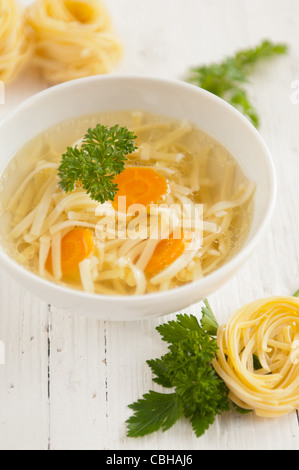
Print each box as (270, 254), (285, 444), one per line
(46, 228), (94, 276)
(145, 232), (192, 275)
(112, 167), (169, 212)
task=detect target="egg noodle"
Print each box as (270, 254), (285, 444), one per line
(3, 111), (255, 296)
(213, 296), (299, 417)
(0, 0), (121, 84)
(0, 0), (32, 83)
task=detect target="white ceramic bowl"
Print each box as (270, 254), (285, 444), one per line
(0, 75), (276, 321)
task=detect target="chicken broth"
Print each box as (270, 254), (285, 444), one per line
(0, 110), (254, 296)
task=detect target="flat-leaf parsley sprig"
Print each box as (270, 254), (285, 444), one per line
(186, 39), (288, 128)
(58, 124), (137, 204)
(126, 303), (236, 439)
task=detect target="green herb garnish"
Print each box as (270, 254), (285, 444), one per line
(186, 39), (288, 127)
(126, 306), (235, 439)
(58, 124), (137, 204)
(200, 298), (219, 336)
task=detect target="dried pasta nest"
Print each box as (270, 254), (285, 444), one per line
(213, 296), (299, 417)
(0, 0), (33, 83)
(0, 0), (122, 84)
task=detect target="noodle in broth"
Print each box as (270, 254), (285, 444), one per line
(0, 110), (255, 296)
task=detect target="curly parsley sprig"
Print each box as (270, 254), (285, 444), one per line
(186, 39), (288, 128)
(58, 124), (137, 204)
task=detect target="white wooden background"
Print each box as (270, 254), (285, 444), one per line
(0, 0), (298, 451)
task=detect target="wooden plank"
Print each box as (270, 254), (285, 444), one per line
(48, 308), (109, 450)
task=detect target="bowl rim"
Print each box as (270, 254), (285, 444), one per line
(0, 73), (277, 303)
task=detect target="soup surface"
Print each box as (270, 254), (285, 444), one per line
(0, 110), (255, 296)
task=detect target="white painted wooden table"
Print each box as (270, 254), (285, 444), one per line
(0, 0), (299, 451)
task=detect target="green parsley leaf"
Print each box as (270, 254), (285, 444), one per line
(58, 124), (137, 204)
(146, 358), (173, 388)
(156, 313), (203, 344)
(127, 391), (182, 437)
(126, 311), (231, 439)
(253, 353), (263, 371)
(186, 39), (288, 127)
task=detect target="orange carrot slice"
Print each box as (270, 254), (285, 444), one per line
(112, 167), (169, 212)
(145, 232), (192, 275)
(46, 228), (94, 276)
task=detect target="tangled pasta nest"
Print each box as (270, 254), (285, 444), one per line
(0, 0), (32, 83)
(0, 0), (122, 84)
(213, 296), (299, 417)
(26, 0), (122, 83)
